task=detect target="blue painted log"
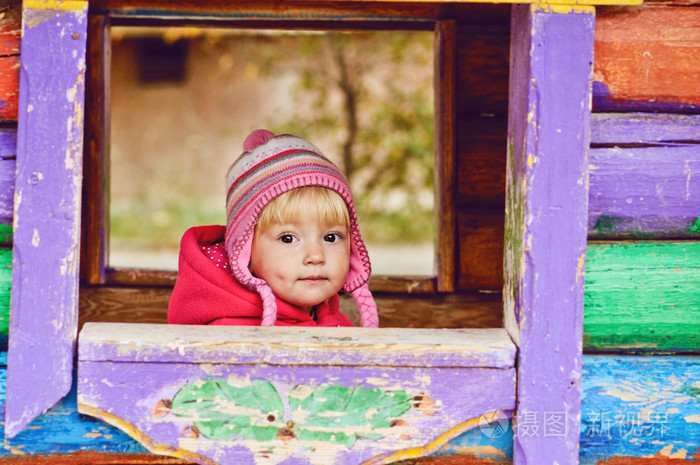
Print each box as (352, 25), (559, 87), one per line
(505, 4), (594, 465)
(580, 355), (700, 464)
(4, 0), (88, 438)
(0, 351), (153, 456)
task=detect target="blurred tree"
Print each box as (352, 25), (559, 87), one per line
(259, 31), (435, 243)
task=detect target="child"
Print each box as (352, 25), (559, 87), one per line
(168, 129), (378, 327)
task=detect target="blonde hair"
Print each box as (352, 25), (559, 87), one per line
(254, 186), (350, 238)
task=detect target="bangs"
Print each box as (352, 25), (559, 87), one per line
(256, 187), (350, 234)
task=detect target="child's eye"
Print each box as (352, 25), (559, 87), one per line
(279, 234), (296, 244)
(324, 233), (342, 243)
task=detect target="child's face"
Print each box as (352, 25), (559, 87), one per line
(250, 210), (350, 312)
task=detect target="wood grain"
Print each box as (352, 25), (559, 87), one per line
(0, 129), (16, 230)
(0, 453), (192, 465)
(3, 353), (697, 463)
(0, 248), (10, 336)
(94, 1), (512, 24)
(81, 14), (111, 285)
(505, 6), (593, 464)
(78, 285), (504, 331)
(79, 323), (516, 368)
(0, 0), (20, 122)
(456, 25), (510, 117)
(434, 20), (457, 293)
(456, 209), (504, 291)
(593, 4), (700, 112)
(4, 0), (88, 439)
(588, 113), (700, 238)
(580, 355), (700, 464)
(584, 241), (700, 352)
(456, 116), (507, 207)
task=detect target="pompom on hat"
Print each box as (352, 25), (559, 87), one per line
(225, 129), (378, 327)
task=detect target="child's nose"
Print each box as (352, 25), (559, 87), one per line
(304, 241), (325, 265)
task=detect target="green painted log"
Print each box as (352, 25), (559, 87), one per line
(584, 241), (700, 352)
(0, 247), (9, 337)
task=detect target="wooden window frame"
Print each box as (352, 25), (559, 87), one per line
(81, 10), (458, 295)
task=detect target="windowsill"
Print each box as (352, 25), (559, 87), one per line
(78, 323), (515, 369)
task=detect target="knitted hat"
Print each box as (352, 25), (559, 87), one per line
(225, 129), (378, 327)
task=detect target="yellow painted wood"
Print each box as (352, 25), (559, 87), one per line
(317, 0), (642, 6)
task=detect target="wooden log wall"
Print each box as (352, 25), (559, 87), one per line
(0, 0), (697, 463)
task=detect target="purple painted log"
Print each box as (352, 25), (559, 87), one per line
(589, 113), (700, 237)
(505, 4), (593, 465)
(591, 113), (699, 145)
(78, 323), (516, 465)
(4, 1), (87, 438)
(0, 128), (16, 226)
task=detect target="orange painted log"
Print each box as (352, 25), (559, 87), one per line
(594, 5), (700, 111)
(0, 2), (20, 121)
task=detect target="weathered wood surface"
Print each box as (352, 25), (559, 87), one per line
(0, 129), (15, 233)
(89, 0), (641, 18)
(78, 324), (516, 465)
(580, 355), (700, 464)
(0, 360), (513, 464)
(434, 20), (457, 293)
(79, 323), (516, 368)
(0, 0), (20, 122)
(5, 352), (698, 464)
(589, 113), (700, 238)
(0, 352), (187, 461)
(456, 26), (509, 117)
(457, 209), (504, 291)
(591, 113), (700, 145)
(584, 241), (700, 353)
(505, 5), (593, 464)
(79, 363), (515, 465)
(594, 4), (700, 112)
(0, 248), (10, 338)
(76, 286), (503, 332)
(4, 0), (88, 438)
(81, 13), (111, 285)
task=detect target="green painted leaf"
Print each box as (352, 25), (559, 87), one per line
(169, 379), (415, 446)
(170, 379), (284, 441)
(288, 384), (412, 446)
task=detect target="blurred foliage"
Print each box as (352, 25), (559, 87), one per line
(258, 31), (435, 243)
(110, 29), (434, 251)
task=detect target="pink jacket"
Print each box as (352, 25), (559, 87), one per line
(168, 225), (354, 327)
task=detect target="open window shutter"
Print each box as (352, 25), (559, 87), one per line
(4, 0), (88, 438)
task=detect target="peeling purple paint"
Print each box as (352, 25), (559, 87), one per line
(79, 360), (516, 465)
(4, 2), (87, 438)
(506, 5), (593, 465)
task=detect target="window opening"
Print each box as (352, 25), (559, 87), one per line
(109, 26), (436, 277)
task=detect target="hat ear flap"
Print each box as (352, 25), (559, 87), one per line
(351, 284), (378, 328)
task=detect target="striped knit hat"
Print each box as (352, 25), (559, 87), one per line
(224, 129), (378, 327)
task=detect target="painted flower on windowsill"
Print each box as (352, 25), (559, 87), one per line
(152, 378), (437, 448)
